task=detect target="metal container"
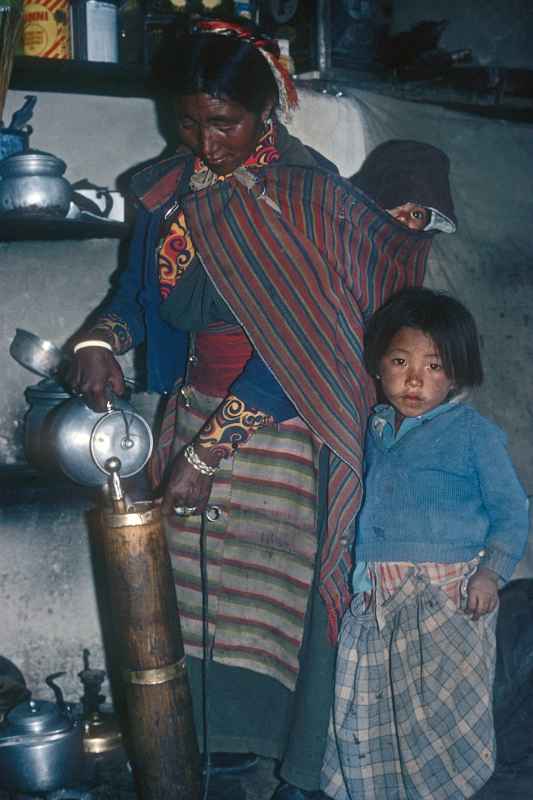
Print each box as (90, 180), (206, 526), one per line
(24, 378), (71, 472)
(0, 151), (72, 217)
(0, 698), (83, 793)
(46, 396), (153, 487)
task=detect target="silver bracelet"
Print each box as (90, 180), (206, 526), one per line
(184, 444), (219, 476)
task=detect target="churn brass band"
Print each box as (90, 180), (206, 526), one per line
(123, 657), (187, 685)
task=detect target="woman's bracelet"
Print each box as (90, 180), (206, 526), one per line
(184, 444), (220, 476)
(73, 339), (114, 354)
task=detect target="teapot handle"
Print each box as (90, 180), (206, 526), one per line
(45, 671), (67, 710)
(104, 383), (132, 411)
(96, 188), (114, 219)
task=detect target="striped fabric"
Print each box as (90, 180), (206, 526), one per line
(151, 384), (321, 690)
(177, 166), (432, 639)
(321, 563), (497, 799)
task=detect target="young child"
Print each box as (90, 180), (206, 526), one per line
(321, 287), (529, 800)
(350, 140), (457, 234)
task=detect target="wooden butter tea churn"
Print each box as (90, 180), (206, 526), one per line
(96, 457), (201, 800)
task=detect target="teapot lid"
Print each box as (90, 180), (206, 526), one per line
(90, 409), (153, 479)
(4, 699), (70, 735)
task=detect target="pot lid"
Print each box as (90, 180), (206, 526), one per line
(3, 699), (71, 735)
(0, 150), (66, 178)
(83, 711), (122, 754)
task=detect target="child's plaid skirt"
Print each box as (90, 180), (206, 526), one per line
(321, 562), (497, 799)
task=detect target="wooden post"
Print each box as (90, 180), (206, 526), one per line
(96, 500), (201, 800)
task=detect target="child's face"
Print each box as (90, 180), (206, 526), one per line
(386, 203), (430, 230)
(378, 327), (455, 419)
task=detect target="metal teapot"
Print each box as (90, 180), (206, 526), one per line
(46, 394), (153, 487)
(10, 328), (153, 486)
(0, 673), (84, 794)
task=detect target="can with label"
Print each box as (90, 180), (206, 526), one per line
(22, 0), (71, 58)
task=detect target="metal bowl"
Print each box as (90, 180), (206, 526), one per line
(9, 329), (65, 378)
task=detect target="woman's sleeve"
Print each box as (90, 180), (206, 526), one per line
(471, 414), (530, 582)
(91, 205), (154, 351)
(231, 351), (297, 421)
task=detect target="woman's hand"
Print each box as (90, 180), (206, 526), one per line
(160, 445), (219, 516)
(465, 567), (499, 621)
(65, 346), (125, 412)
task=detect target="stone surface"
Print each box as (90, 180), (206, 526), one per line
(0, 752), (531, 799)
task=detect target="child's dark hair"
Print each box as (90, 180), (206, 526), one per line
(364, 287), (483, 390)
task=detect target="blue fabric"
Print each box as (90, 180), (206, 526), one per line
(231, 351), (297, 420)
(354, 402), (529, 582)
(100, 200), (190, 394)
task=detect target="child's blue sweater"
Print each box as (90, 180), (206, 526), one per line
(355, 402), (529, 581)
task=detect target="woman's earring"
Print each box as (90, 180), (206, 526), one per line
(375, 374), (381, 380)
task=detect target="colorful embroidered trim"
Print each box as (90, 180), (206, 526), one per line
(158, 120), (280, 300)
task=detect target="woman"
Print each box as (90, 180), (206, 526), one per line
(67, 18), (437, 800)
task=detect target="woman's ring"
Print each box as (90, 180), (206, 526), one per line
(174, 505), (198, 516)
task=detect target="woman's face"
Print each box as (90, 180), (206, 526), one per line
(387, 202), (430, 230)
(175, 93), (269, 176)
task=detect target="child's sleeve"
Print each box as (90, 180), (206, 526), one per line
(471, 414), (530, 582)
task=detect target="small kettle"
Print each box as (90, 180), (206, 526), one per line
(10, 328), (153, 487)
(0, 673), (84, 794)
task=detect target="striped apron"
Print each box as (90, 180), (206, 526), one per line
(151, 382), (322, 691)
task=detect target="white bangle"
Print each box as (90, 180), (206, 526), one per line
(73, 339), (113, 354)
(184, 444), (219, 476)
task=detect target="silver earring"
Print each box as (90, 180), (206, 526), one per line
(375, 374), (381, 380)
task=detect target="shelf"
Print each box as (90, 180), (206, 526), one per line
(1, 215), (131, 241)
(11, 56), (152, 98)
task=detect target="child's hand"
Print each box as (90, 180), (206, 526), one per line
(465, 567), (499, 621)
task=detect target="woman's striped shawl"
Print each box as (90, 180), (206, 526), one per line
(140, 162), (432, 641)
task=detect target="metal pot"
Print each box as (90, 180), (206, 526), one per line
(0, 151), (72, 217)
(24, 378), (72, 472)
(46, 395), (153, 487)
(0, 678), (83, 794)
